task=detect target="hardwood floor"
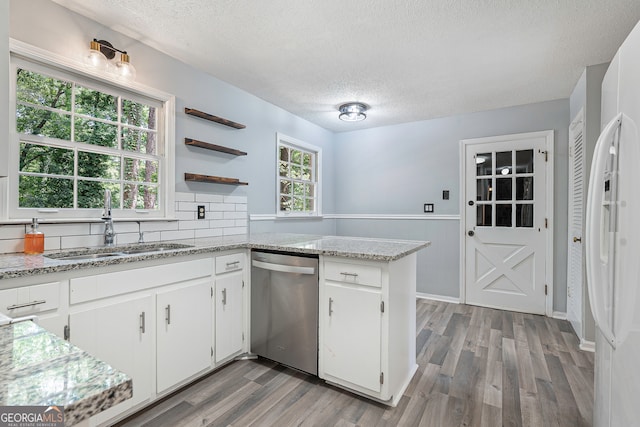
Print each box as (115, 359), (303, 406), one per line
(116, 299), (594, 427)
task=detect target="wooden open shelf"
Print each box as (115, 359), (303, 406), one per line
(184, 138), (247, 156)
(185, 108), (246, 129)
(184, 173), (248, 186)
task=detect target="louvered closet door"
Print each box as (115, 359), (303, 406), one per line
(567, 112), (585, 335)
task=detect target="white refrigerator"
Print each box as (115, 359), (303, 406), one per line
(585, 18), (640, 427)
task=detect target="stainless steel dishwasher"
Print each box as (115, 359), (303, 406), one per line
(251, 251), (318, 375)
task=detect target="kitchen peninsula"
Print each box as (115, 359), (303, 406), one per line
(0, 233), (429, 425)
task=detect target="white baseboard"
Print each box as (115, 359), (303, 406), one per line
(416, 292), (460, 304)
(552, 311), (567, 320)
(579, 339), (595, 352)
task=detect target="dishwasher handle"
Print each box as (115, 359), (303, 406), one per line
(252, 259), (316, 275)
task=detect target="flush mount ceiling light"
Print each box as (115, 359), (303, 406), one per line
(84, 38), (137, 81)
(338, 103), (368, 122)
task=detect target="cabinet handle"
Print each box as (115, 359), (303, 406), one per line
(165, 305), (171, 325)
(226, 261), (240, 269)
(140, 312), (146, 334)
(340, 272), (358, 279)
(329, 297), (334, 316)
(7, 300), (46, 311)
(222, 288), (227, 305)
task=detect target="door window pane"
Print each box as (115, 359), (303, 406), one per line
(476, 153), (492, 176)
(516, 177), (534, 200)
(477, 204), (492, 226)
(516, 204), (534, 227)
(516, 149), (534, 174)
(496, 151), (512, 176)
(496, 204), (512, 227)
(476, 179), (492, 201)
(496, 178), (512, 201)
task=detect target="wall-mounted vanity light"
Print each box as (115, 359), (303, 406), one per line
(338, 102), (368, 122)
(84, 39), (136, 81)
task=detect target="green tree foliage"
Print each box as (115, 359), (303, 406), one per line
(16, 68), (158, 211)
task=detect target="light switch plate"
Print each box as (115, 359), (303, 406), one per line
(443, 190), (450, 200)
(424, 203), (434, 213)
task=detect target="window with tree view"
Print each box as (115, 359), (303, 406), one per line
(277, 135), (320, 216)
(14, 66), (163, 215)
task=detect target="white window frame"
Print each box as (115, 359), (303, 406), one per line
(276, 133), (322, 217)
(3, 39), (175, 221)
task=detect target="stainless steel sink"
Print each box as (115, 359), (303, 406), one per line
(45, 243), (194, 261)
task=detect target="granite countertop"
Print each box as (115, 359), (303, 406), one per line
(0, 233), (430, 281)
(0, 320), (132, 426)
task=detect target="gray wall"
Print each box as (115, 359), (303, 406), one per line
(0, 1), (8, 177)
(333, 100), (570, 311)
(568, 63), (608, 341)
(8, 0), (578, 312)
(8, 0), (336, 236)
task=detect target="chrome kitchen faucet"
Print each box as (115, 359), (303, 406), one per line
(102, 189), (115, 246)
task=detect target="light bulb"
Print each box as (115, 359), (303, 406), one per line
(84, 40), (108, 70)
(115, 53), (136, 81)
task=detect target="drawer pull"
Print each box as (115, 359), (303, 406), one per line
(340, 272), (359, 278)
(226, 261), (240, 269)
(7, 300), (46, 311)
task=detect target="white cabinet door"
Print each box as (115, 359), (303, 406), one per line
(215, 271), (244, 363)
(156, 278), (212, 393)
(323, 282), (382, 393)
(70, 294), (153, 410)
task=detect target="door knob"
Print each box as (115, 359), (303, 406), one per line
(573, 236), (582, 243)
(468, 230), (475, 237)
(468, 200), (475, 206)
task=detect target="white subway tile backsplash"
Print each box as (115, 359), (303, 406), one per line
(0, 192), (247, 254)
(0, 239), (23, 254)
(160, 230), (195, 241)
(196, 193), (224, 203)
(224, 227), (247, 236)
(40, 223), (91, 237)
(211, 219), (236, 229)
(206, 211), (224, 220)
(175, 210), (196, 221)
(210, 203), (236, 212)
(140, 221), (179, 232)
(0, 225), (25, 239)
(177, 201), (199, 212)
(179, 220), (210, 230)
(224, 195), (247, 204)
(61, 234), (103, 249)
(224, 211), (247, 220)
(195, 228), (224, 238)
(174, 192), (195, 202)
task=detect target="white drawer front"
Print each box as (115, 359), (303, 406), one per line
(324, 261), (382, 288)
(3, 282), (60, 316)
(215, 253), (245, 274)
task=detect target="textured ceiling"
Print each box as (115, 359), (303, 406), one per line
(51, 0), (640, 132)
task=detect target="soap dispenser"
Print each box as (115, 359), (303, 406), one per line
(24, 218), (45, 254)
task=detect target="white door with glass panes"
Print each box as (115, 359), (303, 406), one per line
(462, 131), (552, 315)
